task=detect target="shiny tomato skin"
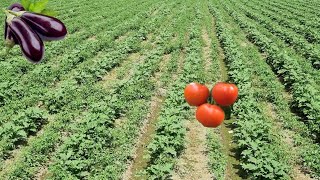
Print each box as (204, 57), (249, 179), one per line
(196, 104), (225, 127)
(212, 82), (238, 106)
(184, 83), (209, 106)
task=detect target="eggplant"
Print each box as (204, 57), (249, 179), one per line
(4, 3), (25, 45)
(20, 12), (67, 41)
(8, 3), (25, 12)
(8, 18), (44, 63)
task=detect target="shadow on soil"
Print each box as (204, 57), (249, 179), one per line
(223, 109), (249, 180)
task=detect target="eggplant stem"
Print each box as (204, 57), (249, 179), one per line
(7, 10), (20, 17)
(3, 9), (10, 16)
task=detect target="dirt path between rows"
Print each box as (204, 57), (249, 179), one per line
(172, 28), (215, 180)
(207, 8), (242, 180)
(102, 53), (142, 89)
(172, 117), (214, 180)
(122, 53), (174, 180)
(202, 29), (213, 76)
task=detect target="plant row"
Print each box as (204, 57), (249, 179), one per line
(44, 4), (182, 178)
(0, 0), (154, 111)
(270, 0), (320, 20)
(0, 0), (158, 123)
(221, 1), (320, 175)
(0, 0), (131, 69)
(209, 2), (293, 179)
(246, 0), (320, 44)
(0, 0), (165, 168)
(206, 129), (226, 180)
(143, 4), (210, 179)
(263, 0), (320, 30)
(224, 0), (320, 142)
(201, 2), (227, 178)
(235, 0), (320, 69)
(0, 1), (180, 178)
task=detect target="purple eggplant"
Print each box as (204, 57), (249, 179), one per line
(8, 18), (44, 63)
(4, 3), (25, 45)
(20, 12), (67, 41)
(8, 3), (24, 13)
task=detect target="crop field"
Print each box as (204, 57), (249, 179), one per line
(0, 0), (320, 179)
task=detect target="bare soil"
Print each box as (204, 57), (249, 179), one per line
(172, 27), (217, 180)
(172, 118), (214, 180)
(209, 10), (241, 180)
(122, 54), (173, 180)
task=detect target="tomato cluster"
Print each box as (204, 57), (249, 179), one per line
(184, 82), (238, 128)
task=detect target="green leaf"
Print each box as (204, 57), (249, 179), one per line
(17, 130), (27, 138)
(29, 0), (49, 13)
(21, 0), (31, 9)
(264, 164), (274, 172)
(40, 9), (58, 17)
(242, 163), (257, 171)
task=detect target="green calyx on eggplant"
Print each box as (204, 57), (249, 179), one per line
(4, 3), (25, 47)
(7, 10), (67, 41)
(6, 15), (45, 63)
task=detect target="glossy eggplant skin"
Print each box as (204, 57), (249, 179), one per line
(8, 18), (44, 63)
(8, 3), (25, 12)
(4, 3), (25, 44)
(21, 12), (67, 41)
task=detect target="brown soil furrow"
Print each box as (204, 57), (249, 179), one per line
(122, 53), (173, 180)
(102, 53), (141, 82)
(220, 122), (241, 180)
(202, 29), (213, 75)
(172, 117), (214, 180)
(208, 7), (241, 180)
(172, 27), (216, 180)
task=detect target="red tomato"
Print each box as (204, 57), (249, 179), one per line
(184, 83), (209, 106)
(196, 104), (225, 127)
(212, 82), (238, 106)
